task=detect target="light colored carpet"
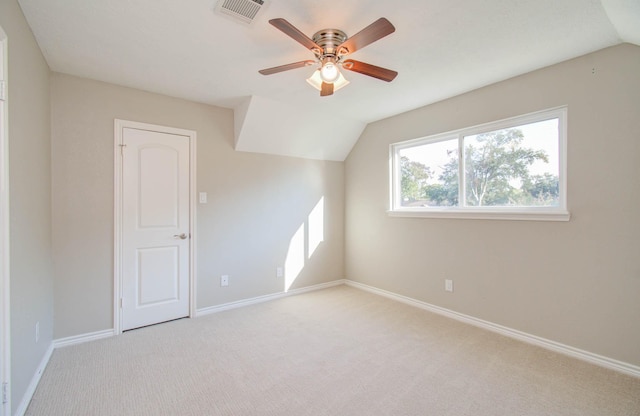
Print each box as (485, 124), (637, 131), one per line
(26, 285), (640, 415)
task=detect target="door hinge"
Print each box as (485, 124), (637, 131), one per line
(119, 143), (127, 156)
(0, 80), (6, 101)
(119, 298), (123, 309)
(2, 381), (8, 404)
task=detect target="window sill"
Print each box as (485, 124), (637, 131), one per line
(387, 208), (570, 222)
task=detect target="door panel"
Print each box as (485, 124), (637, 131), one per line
(122, 127), (190, 331)
(139, 146), (179, 227)
(137, 247), (179, 306)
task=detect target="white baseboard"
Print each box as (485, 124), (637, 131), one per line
(196, 279), (346, 317)
(53, 329), (115, 349)
(14, 342), (53, 416)
(345, 280), (640, 379)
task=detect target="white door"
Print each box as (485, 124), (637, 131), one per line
(121, 127), (191, 331)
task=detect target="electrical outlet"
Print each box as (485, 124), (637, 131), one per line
(220, 275), (229, 287)
(276, 267), (284, 278)
(445, 279), (454, 292)
(35, 321), (40, 343)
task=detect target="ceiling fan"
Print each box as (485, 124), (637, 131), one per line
(259, 18), (398, 96)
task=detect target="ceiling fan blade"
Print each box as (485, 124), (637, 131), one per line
(342, 59), (398, 82)
(320, 82), (334, 96)
(269, 18), (322, 53)
(336, 18), (395, 55)
(259, 60), (316, 75)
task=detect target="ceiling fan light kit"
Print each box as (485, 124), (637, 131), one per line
(259, 18), (398, 96)
(306, 69), (349, 93)
(319, 58), (340, 83)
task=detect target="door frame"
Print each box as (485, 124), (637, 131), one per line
(0, 26), (10, 416)
(113, 119), (197, 335)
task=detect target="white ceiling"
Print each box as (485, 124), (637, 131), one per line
(17, 0), (640, 161)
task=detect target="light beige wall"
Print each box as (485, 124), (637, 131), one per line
(51, 73), (344, 338)
(0, 1), (54, 412)
(345, 44), (640, 366)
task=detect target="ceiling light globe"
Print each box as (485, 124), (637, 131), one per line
(320, 62), (340, 83)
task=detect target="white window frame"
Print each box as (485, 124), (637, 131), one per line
(389, 106), (570, 221)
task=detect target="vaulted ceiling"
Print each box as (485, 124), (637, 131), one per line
(17, 0), (640, 161)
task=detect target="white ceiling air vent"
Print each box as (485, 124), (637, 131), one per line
(214, 0), (266, 25)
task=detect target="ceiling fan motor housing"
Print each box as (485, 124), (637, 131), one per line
(311, 29), (348, 58)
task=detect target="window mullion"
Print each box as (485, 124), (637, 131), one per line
(458, 135), (465, 207)
(393, 151), (401, 209)
(391, 149), (402, 210)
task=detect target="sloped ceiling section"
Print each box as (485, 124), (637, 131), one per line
(16, 0), (640, 161)
(234, 96), (366, 161)
(601, 0), (640, 45)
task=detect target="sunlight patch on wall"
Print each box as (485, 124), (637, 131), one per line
(308, 197), (324, 259)
(284, 223), (305, 291)
(283, 197), (325, 292)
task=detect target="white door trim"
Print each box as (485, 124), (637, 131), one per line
(114, 119), (197, 335)
(0, 26), (11, 416)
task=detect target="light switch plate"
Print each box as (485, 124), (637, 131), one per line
(199, 192), (207, 204)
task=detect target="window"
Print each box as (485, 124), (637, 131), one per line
(389, 107), (569, 221)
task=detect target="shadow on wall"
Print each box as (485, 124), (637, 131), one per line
(284, 196), (324, 291)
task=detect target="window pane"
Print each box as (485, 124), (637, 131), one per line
(398, 138), (459, 207)
(463, 119), (559, 207)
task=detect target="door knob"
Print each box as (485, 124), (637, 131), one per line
(174, 233), (188, 240)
